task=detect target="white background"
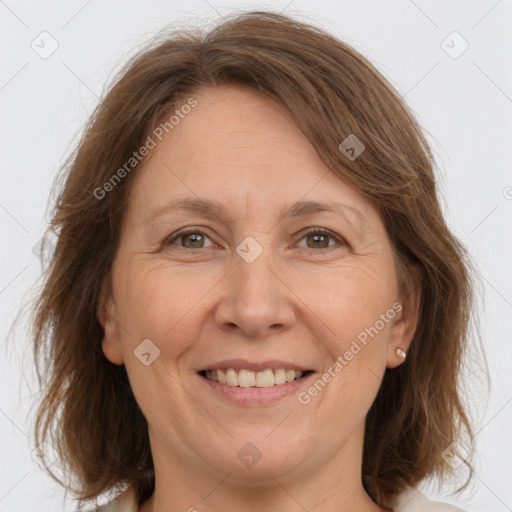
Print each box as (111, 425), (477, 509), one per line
(1, 1), (511, 511)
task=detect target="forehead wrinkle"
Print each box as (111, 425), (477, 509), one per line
(142, 196), (370, 236)
(280, 200), (365, 223)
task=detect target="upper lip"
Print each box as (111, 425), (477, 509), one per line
(197, 359), (314, 372)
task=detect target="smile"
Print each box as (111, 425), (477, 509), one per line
(199, 368), (313, 388)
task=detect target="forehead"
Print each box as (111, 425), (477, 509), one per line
(164, 85), (324, 177)
(124, 85), (381, 233)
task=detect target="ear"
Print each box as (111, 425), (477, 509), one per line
(97, 275), (124, 365)
(386, 262), (422, 369)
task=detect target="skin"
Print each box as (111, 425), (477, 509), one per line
(99, 85), (421, 512)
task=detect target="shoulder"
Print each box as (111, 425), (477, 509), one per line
(82, 487), (138, 512)
(391, 486), (466, 511)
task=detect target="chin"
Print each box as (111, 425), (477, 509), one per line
(199, 434), (313, 483)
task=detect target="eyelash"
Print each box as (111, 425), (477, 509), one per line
(163, 227), (347, 252)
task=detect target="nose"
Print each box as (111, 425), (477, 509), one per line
(214, 246), (296, 338)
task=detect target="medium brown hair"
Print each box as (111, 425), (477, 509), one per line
(30, 10), (476, 509)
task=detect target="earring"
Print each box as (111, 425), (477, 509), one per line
(395, 348), (407, 359)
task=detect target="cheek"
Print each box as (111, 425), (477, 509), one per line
(299, 264), (397, 346)
(116, 258), (211, 329)
(295, 261), (397, 414)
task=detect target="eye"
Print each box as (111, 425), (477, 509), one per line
(164, 228), (215, 249)
(163, 227), (346, 252)
(295, 228), (346, 251)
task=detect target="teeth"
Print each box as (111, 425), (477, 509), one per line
(238, 369), (256, 388)
(274, 368), (287, 385)
(255, 369), (274, 388)
(226, 368), (238, 386)
(204, 368), (305, 387)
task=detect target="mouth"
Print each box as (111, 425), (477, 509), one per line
(198, 368), (314, 388)
(195, 359), (316, 405)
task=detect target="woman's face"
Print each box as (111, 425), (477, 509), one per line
(100, 85), (419, 490)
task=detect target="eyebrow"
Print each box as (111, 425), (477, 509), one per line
(142, 197), (367, 231)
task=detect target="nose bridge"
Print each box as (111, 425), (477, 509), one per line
(215, 236), (295, 337)
(236, 239), (275, 299)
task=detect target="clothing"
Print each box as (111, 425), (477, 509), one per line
(90, 485), (466, 511)
(390, 486), (466, 511)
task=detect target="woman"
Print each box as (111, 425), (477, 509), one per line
(31, 10), (475, 512)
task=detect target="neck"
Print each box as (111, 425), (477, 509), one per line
(139, 428), (390, 512)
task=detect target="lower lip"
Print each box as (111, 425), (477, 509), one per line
(198, 372), (315, 406)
